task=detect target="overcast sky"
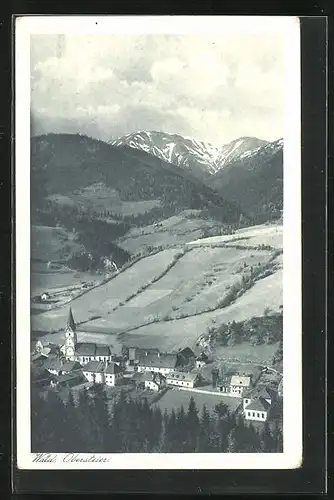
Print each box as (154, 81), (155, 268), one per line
(30, 33), (284, 146)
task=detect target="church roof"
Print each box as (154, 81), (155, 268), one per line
(74, 343), (112, 356)
(66, 306), (76, 332)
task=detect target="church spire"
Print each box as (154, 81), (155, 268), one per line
(66, 306), (76, 332)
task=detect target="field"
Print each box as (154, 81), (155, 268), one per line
(32, 248), (181, 332)
(188, 223), (283, 250)
(155, 388), (242, 415)
(117, 210), (221, 254)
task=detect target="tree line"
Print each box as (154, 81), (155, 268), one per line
(32, 386), (283, 454)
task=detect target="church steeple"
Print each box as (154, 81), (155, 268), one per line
(66, 306), (76, 332)
(64, 306), (77, 361)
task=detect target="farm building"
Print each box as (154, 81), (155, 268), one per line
(244, 397), (271, 422)
(127, 346), (160, 366)
(137, 352), (178, 375)
(177, 347), (196, 366)
(143, 372), (166, 392)
(40, 292), (50, 301)
(44, 356), (81, 376)
(166, 371), (199, 389)
(104, 362), (123, 387)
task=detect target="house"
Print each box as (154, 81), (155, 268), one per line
(31, 366), (53, 388)
(217, 376), (232, 394)
(40, 292), (50, 301)
(44, 356), (64, 376)
(127, 346), (159, 366)
(229, 375), (252, 397)
(177, 347), (196, 367)
(244, 397), (271, 422)
(104, 362), (123, 387)
(195, 352), (208, 368)
(60, 360), (81, 375)
(242, 386), (278, 411)
(144, 372), (166, 392)
(82, 360), (106, 383)
(137, 352), (178, 375)
(166, 371), (199, 389)
(52, 371), (86, 389)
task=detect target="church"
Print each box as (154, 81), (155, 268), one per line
(60, 307), (113, 365)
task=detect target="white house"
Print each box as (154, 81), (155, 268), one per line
(41, 292), (50, 301)
(244, 397), (271, 422)
(104, 362), (123, 387)
(195, 352), (208, 369)
(229, 375), (252, 397)
(166, 371), (199, 389)
(144, 372), (166, 392)
(82, 360), (106, 384)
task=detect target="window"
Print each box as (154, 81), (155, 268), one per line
(247, 411), (250, 417)
(252, 412), (255, 417)
(261, 413), (265, 419)
(257, 412), (260, 418)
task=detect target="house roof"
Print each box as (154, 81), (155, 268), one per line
(245, 397), (271, 412)
(61, 361), (81, 373)
(31, 352), (48, 362)
(166, 371), (198, 383)
(178, 347), (196, 360)
(243, 385), (278, 400)
(143, 372), (166, 383)
(196, 352), (208, 361)
(105, 362), (122, 375)
(138, 353), (178, 369)
(56, 371), (85, 385)
(230, 375), (251, 387)
(82, 360), (106, 373)
(44, 356), (63, 371)
(95, 345), (112, 356)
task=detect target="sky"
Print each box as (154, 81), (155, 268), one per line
(30, 33), (284, 146)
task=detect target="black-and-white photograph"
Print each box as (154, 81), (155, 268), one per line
(15, 16), (302, 469)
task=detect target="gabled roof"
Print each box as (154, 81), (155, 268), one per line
(243, 385), (278, 400)
(105, 362), (122, 375)
(61, 361), (81, 373)
(166, 371), (198, 383)
(246, 397), (271, 412)
(178, 347), (196, 360)
(56, 370), (85, 385)
(44, 356), (63, 371)
(230, 375), (251, 387)
(82, 360), (106, 373)
(143, 372), (166, 383)
(95, 345), (112, 356)
(138, 353), (178, 369)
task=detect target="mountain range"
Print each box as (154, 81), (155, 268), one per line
(111, 131), (268, 179)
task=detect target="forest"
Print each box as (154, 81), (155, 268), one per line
(32, 386), (283, 454)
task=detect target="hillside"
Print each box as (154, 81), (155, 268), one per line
(37, 223), (282, 365)
(112, 130), (267, 179)
(207, 139), (283, 222)
(31, 133), (242, 224)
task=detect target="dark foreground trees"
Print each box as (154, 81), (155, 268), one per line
(31, 388), (283, 454)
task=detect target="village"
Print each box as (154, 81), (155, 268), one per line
(31, 306), (283, 427)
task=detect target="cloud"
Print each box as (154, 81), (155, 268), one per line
(31, 33), (284, 145)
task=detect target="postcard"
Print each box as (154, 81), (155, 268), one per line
(15, 15), (302, 470)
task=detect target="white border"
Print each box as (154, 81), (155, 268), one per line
(15, 15), (302, 470)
